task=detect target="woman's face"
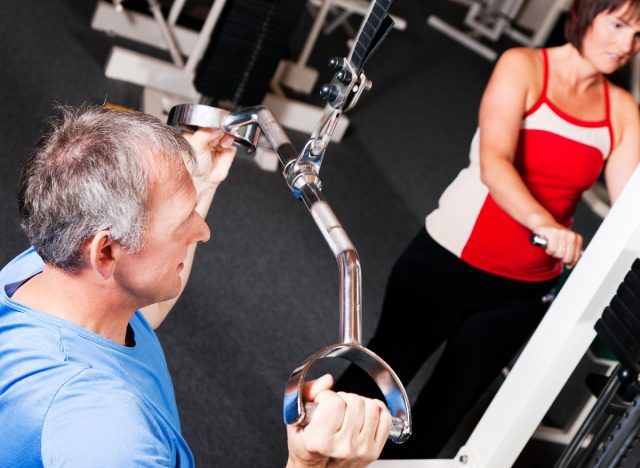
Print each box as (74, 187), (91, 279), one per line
(582, 2), (640, 73)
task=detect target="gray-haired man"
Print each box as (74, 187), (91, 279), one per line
(0, 106), (390, 467)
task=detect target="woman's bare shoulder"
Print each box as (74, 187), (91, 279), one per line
(608, 81), (638, 114)
(497, 48), (540, 69)
(492, 48), (542, 85)
(607, 81), (640, 146)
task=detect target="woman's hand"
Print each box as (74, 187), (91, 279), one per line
(533, 224), (583, 268)
(181, 127), (236, 187)
(286, 375), (391, 468)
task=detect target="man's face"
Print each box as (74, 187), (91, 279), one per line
(114, 162), (210, 308)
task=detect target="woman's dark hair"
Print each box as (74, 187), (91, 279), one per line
(566, 0), (640, 51)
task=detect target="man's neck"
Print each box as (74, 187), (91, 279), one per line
(11, 265), (136, 345)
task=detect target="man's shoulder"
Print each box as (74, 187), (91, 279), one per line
(47, 367), (150, 416)
(0, 359), (89, 467)
(41, 368), (174, 466)
(0, 247), (43, 286)
(47, 367), (164, 430)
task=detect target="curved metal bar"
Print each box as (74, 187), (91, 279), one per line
(283, 343), (411, 443)
(223, 106), (299, 167)
(167, 103), (412, 443)
(302, 186), (361, 344)
(167, 103), (262, 151)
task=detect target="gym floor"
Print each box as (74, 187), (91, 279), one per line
(0, 1), (615, 466)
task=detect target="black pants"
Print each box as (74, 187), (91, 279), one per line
(336, 229), (557, 459)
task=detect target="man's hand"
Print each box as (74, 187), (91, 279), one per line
(181, 127), (236, 187)
(286, 375), (392, 468)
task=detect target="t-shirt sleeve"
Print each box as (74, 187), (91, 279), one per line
(41, 369), (173, 467)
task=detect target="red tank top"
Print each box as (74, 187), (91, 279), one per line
(426, 49), (613, 281)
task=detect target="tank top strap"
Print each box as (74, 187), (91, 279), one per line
(603, 78), (611, 121)
(603, 78), (614, 151)
(540, 48), (549, 99)
(524, 48), (549, 116)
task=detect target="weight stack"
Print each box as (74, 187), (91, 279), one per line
(595, 258), (640, 373)
(194, 0), (306, 106)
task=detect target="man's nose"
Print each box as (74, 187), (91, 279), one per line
(195, 213), (211, 244)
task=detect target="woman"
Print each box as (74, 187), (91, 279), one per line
(352, 0), (640, 459)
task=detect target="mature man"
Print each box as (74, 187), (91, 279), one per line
(0, 106), (390, 467)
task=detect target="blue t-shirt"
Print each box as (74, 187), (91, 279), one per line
(0, 248), (194, 467)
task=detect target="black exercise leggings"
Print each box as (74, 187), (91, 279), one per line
(336, 228), (558, 459)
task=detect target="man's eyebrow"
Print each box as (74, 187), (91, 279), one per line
(181, 202), (198, 225)
(172, 199), (197, 229)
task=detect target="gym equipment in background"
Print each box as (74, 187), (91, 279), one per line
(427, 0), (572, 61)
(91, 0), (403, 170)
(167, 0), (412, 443)
(92, 0), (226, 102)
(191, 0), (305, 107)
(274, 0), (406, 96)
(553, 260), (640, 467)
(91, 0), (300, 171)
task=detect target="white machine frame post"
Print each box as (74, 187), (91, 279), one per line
(92, 0), (228, 100)
(373, 165), (640, 467)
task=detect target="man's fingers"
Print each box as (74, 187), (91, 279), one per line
(373, 400), (392, 446)
(206, 129), (229, 148)
(219, 134), (235, 148)
(182, 127), (230, 150)
(303, 374), (334, 402)
(183, 127), (214, 146)
(357, 396), (382, 454)
(288, 388), (390, 465)
(336, 392), (366, 436)
(303, 390), (346, 452)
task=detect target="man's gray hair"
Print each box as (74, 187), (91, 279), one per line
(18, 105), (195, 272)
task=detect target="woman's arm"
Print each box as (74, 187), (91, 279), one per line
(605, 87), (640, 204)
(478, 48), (582, 266)
(141, 128), (236, 329)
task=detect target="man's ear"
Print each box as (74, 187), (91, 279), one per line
(87, 230), (123, 280)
